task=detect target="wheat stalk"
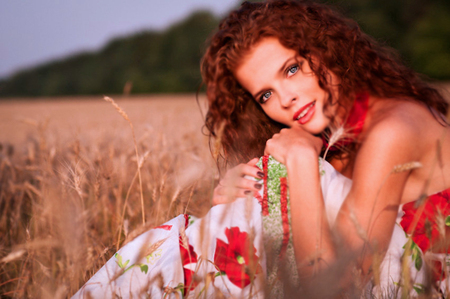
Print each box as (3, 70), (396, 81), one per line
(212, 121), (226, 161)
(322, 124), (351, 161)
(0, 95), (217, 297)
(104, 96), (146, 225)
(390, 162), (423, 174)
(116, 150), (150, 250)
(166, 187), (181, 219)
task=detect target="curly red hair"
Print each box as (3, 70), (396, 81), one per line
(201, 0), (447, 166)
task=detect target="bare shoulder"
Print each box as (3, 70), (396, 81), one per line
(361, 99), (441, 163)
(370, 98), (430, 125)
(362, 98), (438, 151)
(354, 98), (450, 201)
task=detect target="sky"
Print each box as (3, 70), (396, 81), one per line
(0, 0), (237, 79)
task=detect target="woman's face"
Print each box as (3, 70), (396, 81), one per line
(234, 37), (338, 135)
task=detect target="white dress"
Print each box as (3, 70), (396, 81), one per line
(72, 157), (429, 298)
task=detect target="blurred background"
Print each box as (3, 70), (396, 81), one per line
(0, 1), (449, 297)
(0, 0), (449, 97)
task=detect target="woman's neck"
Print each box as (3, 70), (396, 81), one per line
(324, 92), (371, 177)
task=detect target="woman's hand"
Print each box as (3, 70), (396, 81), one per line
(264, 127), (322, 165)
(212, 158), (264, 205)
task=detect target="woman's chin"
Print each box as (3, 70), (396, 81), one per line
(295, 120), (329, 135)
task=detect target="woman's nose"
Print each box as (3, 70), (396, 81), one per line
(279, 90), (297, 108)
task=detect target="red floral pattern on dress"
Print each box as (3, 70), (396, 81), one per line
(254, 190), (263, 205)
(280, 177), (290, 258)
(184, 214), (189, 228)
(214, 227), (262, 288)
(179, 236), (198, 295)
(431, 260), (447, 283)
(262, 155), (269, 216)
(154, 224), (172, 231)
(400, 189), (450, 253)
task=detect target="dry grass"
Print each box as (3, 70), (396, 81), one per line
(0, 94), (216, 298)
(1, 83), (450, 298)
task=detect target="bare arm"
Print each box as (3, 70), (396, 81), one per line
(333, 119), (417, 271)
(265, 119), (419, 284)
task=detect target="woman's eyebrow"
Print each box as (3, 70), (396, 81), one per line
(253, 88), (267, 100)
(252, 56), (298, 99)
(278, 56), (297, 73)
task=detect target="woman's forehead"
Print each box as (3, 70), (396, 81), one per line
(234, 37), (298, 94)
(236, 38), (296, 67)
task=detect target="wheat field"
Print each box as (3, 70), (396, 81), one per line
(1, 84), (450, 298)
(0, 94), (217, 298)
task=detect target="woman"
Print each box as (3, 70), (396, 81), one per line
(74, 1), (449, 297)
(202, 0), (450, 296)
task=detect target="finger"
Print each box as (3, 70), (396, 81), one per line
(216, 178), (262, 199)
(264, 139), (272, 156)
(227, 163), (263, 180)
(246, 157), (260, 166)
(213, 187), (257, 205)
(234, 178), (263, 191)
(235, 188), (259, 198)
(240, 163), (264, 179)
(213, 186), (255, 205)
(215, 183), (244, 198)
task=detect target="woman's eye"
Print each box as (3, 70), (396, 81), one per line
(287, 64), (299, 76)
(259, 91), (272, 103)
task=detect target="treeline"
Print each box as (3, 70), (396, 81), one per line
(0, 11), (218, 97)
(325, 0), (450, 79)
(0, 0), (449, 97)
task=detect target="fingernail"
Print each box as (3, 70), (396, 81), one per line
(244, 190), (252, 195)
(254, 183), (262, 190)
(257, 171), (264, 178)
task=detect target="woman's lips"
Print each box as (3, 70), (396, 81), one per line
(293, 100), (316, 124)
